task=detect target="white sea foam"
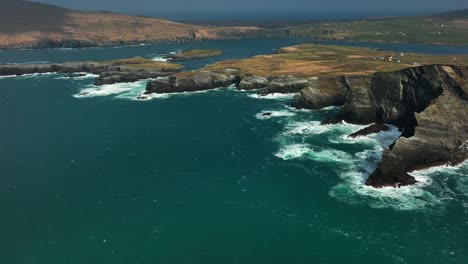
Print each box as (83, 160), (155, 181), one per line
(55, 73), (99, 80)
(247, 93), (296, 100)
(13, 72), (58, 78)
(308, 148), (353, 164)
(330, 124), (402, 147)
(0, 75), (18, 79)
(152, 56), (168, 62)
(324, 124), (442, 211)
(283, 121), (329, 135)
(73, 80), (147, 98)
(320, 106), (340, 111)
(274, 113), (441, 210)
(329, 169), (441, 211)
(329, 149), (468, 211)
(283, 121), (366, 137)
(74, 79), (231, 100)
(409, 160), (468, 178)
(275, 143), (311, 160)
(275, 143), (353, 164)
(255, 110), (296, 120)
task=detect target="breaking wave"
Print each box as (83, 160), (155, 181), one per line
(0, 72), (58, 79)
(55, 73), (99, 80)
(152, 56), (169, 62)
(275, 143), (353, 164)
(73, 81), (148, 98)
(266, 104), (468, 211)
(73, 81), (232, 100)
(255, 110), (296, 120)
(247, 93), (296, 100)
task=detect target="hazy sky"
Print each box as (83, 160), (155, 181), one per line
(32, 0), (468, 20)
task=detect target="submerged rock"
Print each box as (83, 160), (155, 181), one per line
(348, 124), (391, 138)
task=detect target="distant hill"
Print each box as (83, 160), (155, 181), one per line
(0, 0), (277, 49)
(435, 9), (468, 19)
(0, 0), (69, 33)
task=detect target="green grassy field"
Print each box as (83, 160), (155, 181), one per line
(291, 16), (468, 45)
(102, 57), (184, 70)
(172, 49), (223, 60)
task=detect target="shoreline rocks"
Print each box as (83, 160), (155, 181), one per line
(144, 72), (314, 96)
(0, 61), (181, 85)
(145, 71), (240, 94)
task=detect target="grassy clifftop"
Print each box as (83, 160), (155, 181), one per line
(201, 44), (468, 77)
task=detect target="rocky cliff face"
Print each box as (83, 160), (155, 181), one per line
(292, 76), (350, 109)
(292, 65), (468, 187)
(145, 71), (240, 94)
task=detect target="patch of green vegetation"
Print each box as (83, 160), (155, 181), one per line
(291, 17), (468, 45)
(102, 57), (184, 70)
(171, 49), (223, 61)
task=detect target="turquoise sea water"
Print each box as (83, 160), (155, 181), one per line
(1, 39), (468, 263)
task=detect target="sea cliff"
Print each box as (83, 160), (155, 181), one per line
(293, 65), (468, 187)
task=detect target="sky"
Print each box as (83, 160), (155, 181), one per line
(32, 0), (468, 20)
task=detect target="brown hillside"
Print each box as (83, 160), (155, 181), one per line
(0, 0), (262, 48)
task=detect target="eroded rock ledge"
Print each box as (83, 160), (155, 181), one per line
(144, 70), (314, 95)
(292, 65), (468, 187)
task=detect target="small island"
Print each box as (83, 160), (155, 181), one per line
(168, 49), (224, 61)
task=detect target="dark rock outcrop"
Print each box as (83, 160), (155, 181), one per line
(348, 124), (391, 138)
(259, 76), (310, 95)
(94, 69), (174, 85)
(292, 65), (468, 188)
(292, 76), (350, 109)
(145, 71), (239, 94)
(238, 76), (269, 90)
(144, 73), (314, 95)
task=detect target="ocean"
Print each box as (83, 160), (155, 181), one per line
(1, 39), (467, 263)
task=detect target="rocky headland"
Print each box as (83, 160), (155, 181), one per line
(144, 70), (312, 95)
(142, 52), (468, 188)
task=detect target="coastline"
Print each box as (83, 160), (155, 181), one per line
(2, 36), (468, 52)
